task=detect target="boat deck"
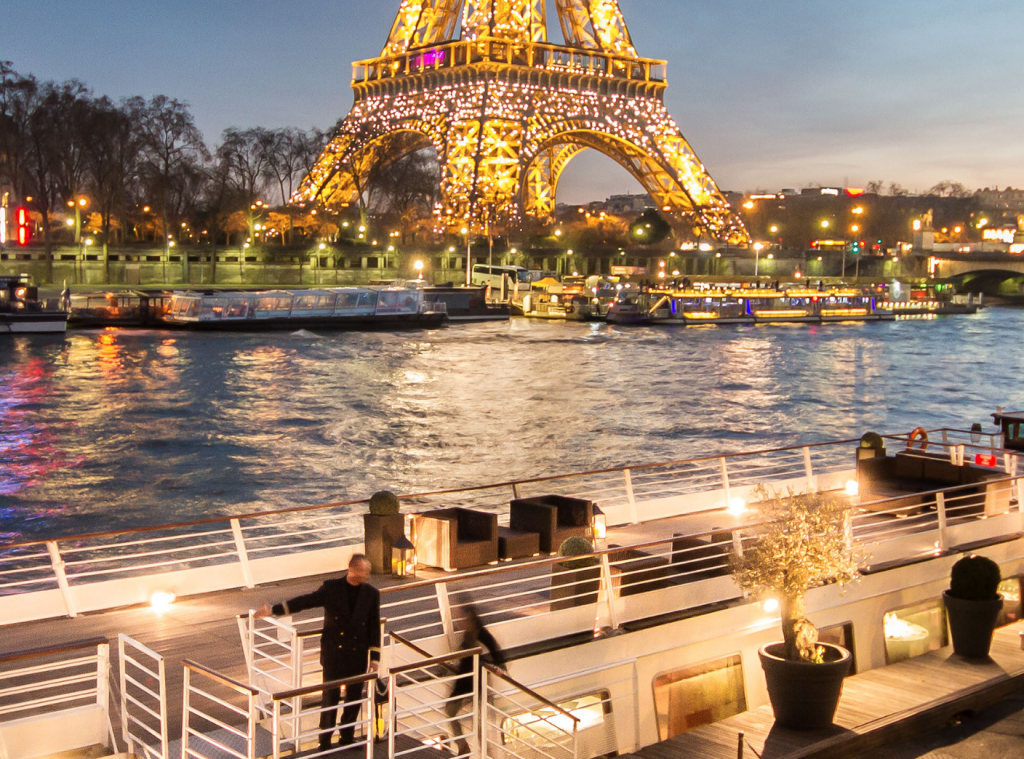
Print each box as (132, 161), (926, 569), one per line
(625, 621), (1024, 759)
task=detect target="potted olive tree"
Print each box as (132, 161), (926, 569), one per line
(944, 554), (1003, 658)
(733, 486), (860, 730)
(550, 536), (601, 611)
(363, 491), (405, 575)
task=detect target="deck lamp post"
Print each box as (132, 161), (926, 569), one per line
(754, 243), (764, 276)
(462, 227), (471, 285)
(392, 535), (417, 579)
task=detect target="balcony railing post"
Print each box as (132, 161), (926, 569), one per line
(803, 446), (814, 489)
(45, 540), (77, 618)
(387, 666), (397, 759)
(623, 468), (639, 524)
(936, 491), (949, 551)
(248, 690), (258, 759)
(472, 653), (481, 759)
(231, 518), (256, 589)
(97, 641), (111, 751)
(720, 458), (731, 503)
(272, 697), (282, 759)
(436, 581), (456, 644)
(941, 429), (949, 446)
(366, 676), (376, 759)
(599, 553), (619, 631)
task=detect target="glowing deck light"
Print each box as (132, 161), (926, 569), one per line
(727, 497), (746, 516)
(845, 480), (860, 497)
(763, 598), (779, 613)
(151, 591), (176, 612)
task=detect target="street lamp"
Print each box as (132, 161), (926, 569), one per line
(461, 226), (471, 285)
(413, 259), (424, 280)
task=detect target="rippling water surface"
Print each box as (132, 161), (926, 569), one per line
(2, 310), (1022, 541)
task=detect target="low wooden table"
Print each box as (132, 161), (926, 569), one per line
(498, 527), (541, 561)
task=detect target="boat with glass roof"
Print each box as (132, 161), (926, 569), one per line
(162, 285), (447, 330)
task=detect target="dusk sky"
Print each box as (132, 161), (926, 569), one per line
(3, 0), (1022, 203)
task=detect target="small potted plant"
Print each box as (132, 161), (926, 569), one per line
(944, 554), (1003, 658)
(550, 536), (600, 611)
(733, 486), (859, 730)
(363, 490), (405, 575)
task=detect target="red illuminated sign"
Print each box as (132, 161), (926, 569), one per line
(16, 207), (30, 246)
(975, 453), (997, 468)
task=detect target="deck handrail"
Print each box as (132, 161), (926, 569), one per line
(389, 646), (483, 676)
(0, 636), (108, 664)
(2, 427), (1002, 552)
(182, 659), (260, 696)
(483, 663), (580, 726)
(273, 671), (378, 701)
(0, 434), (872, 550)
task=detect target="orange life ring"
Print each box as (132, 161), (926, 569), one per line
(906, 427), (929, 451)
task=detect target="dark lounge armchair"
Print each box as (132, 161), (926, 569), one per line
(510, 495), (594, 554)
(411, 508), (499, 571)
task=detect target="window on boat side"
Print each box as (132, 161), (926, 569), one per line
(255, 297), (280, 314)
(653, 655), (746, 741)
(317, 294), (337, 311)
(337, 292), (362, 309)
(499, 689), (610, 746)
(359, 292), (379, 308)
(199, 299), (227, 319)
(179, 298), (199, 318)
(883, 599), (947, 664)
(226, 299), (248, 318)
(293, 294), (319, 311)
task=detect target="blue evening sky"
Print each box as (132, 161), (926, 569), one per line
(2, 0), (1021, 202)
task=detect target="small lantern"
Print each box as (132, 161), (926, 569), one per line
(392, 535), (416, 579)
(592, 506), (607, 542)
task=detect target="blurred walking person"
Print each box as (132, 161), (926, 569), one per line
(446, 605), (507, 756)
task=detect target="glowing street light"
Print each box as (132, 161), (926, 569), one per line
(821, 220), (830, 229)
(414, 259), (424, 280)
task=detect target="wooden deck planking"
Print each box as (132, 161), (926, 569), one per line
(625, 622), (1024, 759)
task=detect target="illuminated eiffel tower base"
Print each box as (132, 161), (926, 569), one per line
(296, 0), (748, 244)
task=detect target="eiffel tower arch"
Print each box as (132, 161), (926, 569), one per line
(297, 1), (748, 244)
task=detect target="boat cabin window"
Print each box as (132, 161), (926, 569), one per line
(652, 654), (746, 741)
(200, 298), (228, 319)
(500, 689), (610, 746)
(293, 294), (320, 311)
(175, 298), (199, 318)
(226, 299), (248, 318)
(997, 577), (1023, 627)
(883, 600), (946, 664)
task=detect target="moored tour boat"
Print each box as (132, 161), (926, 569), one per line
(161, 285), (447, 330)
(0, 275), (67, 334)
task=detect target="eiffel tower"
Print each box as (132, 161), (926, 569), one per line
(296, 1), (748, 244)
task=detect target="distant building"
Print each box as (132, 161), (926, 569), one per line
(975, 187), (1024, 212)
(597, 193), (654, 214)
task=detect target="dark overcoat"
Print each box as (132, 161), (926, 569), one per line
(273, 578), (381, 674)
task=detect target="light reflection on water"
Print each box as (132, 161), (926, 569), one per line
(1, 309), (1022, 541)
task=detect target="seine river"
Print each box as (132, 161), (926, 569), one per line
(1, 310), (1022, 542)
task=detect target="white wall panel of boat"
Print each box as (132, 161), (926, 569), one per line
(0, 589), (68, 626)
(0, 705), (107, 759)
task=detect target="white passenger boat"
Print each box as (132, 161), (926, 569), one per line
(162, 285), (447, 330)
(0, 275), (67, 334)
(1, 426), (1022, 759)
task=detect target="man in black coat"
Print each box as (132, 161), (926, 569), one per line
(257, 554), (381, 750)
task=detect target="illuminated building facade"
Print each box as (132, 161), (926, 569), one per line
(296, 0), (748, 244)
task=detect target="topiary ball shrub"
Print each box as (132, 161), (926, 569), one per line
(368, 490), (401, 516)
(558, 536), (596, 570)
(950, 555), (1001, 601)
(860, 432), (884, 450)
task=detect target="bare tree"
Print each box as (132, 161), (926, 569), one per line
(0, 62), (35, 204)
(368, 148), (440, 244)
(139, 95), (207, 276)
(865, 179), (884, 195)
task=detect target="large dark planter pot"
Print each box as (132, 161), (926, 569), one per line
(363, 513), (405, 575)
(759, 642), (852, 730)
(550, 564), (600, 610)
(943, 590), (1003, 658)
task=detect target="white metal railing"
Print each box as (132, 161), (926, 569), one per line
(0, 637), (115, 759)
(270, 671), (377, 759)
(118, 634), (168, 759)
(182, 660), (261, 759)
(0, 429), (1016, 628)
(483, 666), (578, 759)
(388, 639), (481, 759)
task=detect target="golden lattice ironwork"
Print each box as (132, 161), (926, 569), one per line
(296, 0), (748, 243)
